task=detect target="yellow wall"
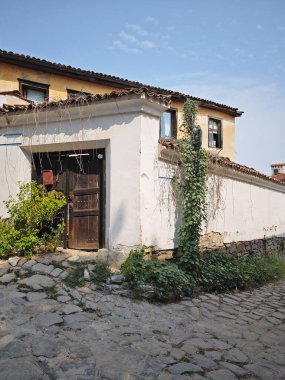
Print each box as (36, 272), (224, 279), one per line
(0, 62), (121, 100)
(172, 100), (235, 160)
(0, 62), (235, 160)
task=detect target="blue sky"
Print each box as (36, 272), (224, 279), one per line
(0, 0), (284, 174)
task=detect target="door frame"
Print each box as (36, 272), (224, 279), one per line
(32, 148), (106, 251)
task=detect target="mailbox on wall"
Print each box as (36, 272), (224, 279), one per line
(42, 170), (53, 186)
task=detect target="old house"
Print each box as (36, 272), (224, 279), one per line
(0, 50), (242, 160)
(0, 50), (285, 257)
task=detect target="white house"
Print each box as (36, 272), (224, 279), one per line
(0, 88), (285, 257)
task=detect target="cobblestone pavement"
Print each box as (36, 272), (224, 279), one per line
(0, 253), (284, 380)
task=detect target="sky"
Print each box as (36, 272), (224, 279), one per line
(0, 0), (284, 174)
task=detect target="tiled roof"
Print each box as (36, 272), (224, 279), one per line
(271, 163), (285, 167)
(272, 173), (285, 183)
(0, 87), (171, 115)
(159, 141), (285, 186)
(0, 91), (32, 108)
(209, 154), (285, 186)
(0, 49), (243, 117)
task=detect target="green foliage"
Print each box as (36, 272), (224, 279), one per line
(177, 99), (208, 275)
(0, 181), (66, 258)
(64, 264), (86, 288)
(198, 253), (246, 292)
(121, 248), (193, 301)
(120, 247), (146, 291)
(91, 261), (112, 284)
(198, 253), (285, 293)
(63, 261), (112, 288)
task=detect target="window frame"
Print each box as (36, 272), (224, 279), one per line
(18, 79), (49, 103)
(160, 108), (178, 140)
(208, 116), (223, 149)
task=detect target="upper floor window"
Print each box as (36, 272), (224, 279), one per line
(19, 79), (49, 103)
(67, 89), (91, 98)
(208, 117), (222, 148)
(160, 110), (177, 140)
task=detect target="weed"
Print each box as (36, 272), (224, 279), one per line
(51, 260), (66, 270)
(45, 285), (58, 299)
(91, 262), (112, 284)
(198, 253), (285, 293)
(63, 264), (85, 288)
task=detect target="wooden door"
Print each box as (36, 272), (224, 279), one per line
(67, 150), (104, 250)
(32, 149), (105, 250)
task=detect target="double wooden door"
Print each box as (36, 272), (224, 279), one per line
(32, 149), (105, 250)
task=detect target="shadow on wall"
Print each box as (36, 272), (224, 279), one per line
(108, 202), (126, 250)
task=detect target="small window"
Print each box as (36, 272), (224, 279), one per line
(208, 117), (222, 148)
(19, 79), (49, 104)
(273, 168), (279, 175)
(67, 89), (91, 98)
(160, 110), (177, 139)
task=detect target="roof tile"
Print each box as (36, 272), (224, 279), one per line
(0, 49), (242, 116)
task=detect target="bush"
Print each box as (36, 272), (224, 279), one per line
(198, 252), (285, 293)
(121, 248), (193, 301)
(91, 262), (112, 284)
(0, 181), (66, 259)
(243, 255), (285, 287)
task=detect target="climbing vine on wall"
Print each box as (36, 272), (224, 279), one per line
(177, 99), (208, 276)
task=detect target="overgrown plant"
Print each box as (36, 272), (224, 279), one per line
(121, 248), (193, 301)
(177, 99), (208, 275)
(198, 252), (285, 293)
(0, 181), (66, 258)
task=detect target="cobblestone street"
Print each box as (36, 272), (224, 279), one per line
(0, 253), (284, 380)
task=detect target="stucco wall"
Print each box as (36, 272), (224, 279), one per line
(173, 100), (236, 161)
(205, 170), (285, 243)
(0, 96), (168, 251)
(139, 115), (178, 249)
(0, 143), (31, 217)
(0, 62), (122, 101)
(1, 96), (279, 254)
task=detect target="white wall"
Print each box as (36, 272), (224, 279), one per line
(139, 115), (178, 250)
(1, 96), (285, 252)
(0, 141), (31, 217)
(0, 96), (168, 251)
(205, 170), (285, 242)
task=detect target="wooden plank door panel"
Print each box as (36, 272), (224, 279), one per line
(67, 150), (104, 250)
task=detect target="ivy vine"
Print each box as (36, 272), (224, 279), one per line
(177, 99), (208, 276)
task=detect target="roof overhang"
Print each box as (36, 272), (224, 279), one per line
(0, 50), (243, 117)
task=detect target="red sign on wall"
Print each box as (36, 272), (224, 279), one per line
(42, 170), (53, 185)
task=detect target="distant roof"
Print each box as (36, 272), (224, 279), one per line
(0, 87), (171, 115)
(0, 49), (243, 117)
(272, 173), (285, 183)
(271, 163), (285, 167)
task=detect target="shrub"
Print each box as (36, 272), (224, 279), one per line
(121, 248), (193, 301)
(242, 255), (285, 287)
(91, 262), (112, 284)
(198, 253), (247, 292)
(0, 181), (66, 258)
(120, 247), (146, 290)
(198, 252), (285, 293)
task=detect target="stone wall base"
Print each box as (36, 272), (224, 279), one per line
(199, 232), (285, 257)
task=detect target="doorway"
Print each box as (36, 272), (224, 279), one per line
(32, 149), (105, 250)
